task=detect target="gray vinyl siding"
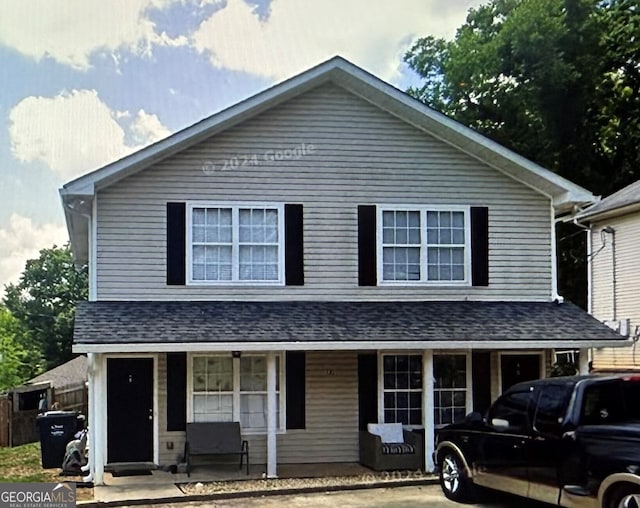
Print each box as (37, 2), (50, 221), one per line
(278, 352), (358, 463)
(96, 83), (552, 301)
(156, 351), (358, 466)
(590, 214), (640, 370)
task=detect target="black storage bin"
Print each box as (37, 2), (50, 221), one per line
(36, 411), (79, 469)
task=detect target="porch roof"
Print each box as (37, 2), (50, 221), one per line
(73, 300), (629, 353)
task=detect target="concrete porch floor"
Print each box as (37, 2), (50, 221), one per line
(93, 462), (430, 505)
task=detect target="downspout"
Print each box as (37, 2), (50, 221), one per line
(602, 226), (617, 320)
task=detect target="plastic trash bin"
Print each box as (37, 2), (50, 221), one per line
(36, 411), (79, 469)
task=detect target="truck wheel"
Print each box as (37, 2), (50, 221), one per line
(439, 450), (475, 502)
(608, 484), (640, 508)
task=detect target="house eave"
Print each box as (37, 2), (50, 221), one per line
(73, 338), (632, 354)
(576, 201), (640, 223)
(60, 57), (597, 215)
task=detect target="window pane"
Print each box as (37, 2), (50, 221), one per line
(193, 208), (206, 225)
(434, 355), (467, 426)
(384, 392), (395, 408)
(239, 246), (278, 281)
(383, 247), (420, 281)
(240, 394), (267, 429)
(489, 391), (531, 430)
(383, 355), (422, 425)
(240, 356), (267, 391)
(384, 373), (396, 390)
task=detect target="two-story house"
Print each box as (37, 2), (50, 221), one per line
(576, 179), (640, 373)
(60, 57), (628, 485)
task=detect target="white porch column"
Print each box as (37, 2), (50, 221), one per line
(83, 353), (96, 483)
(422, 350), (435, 473)
(579, 348), (590, 375)
(266, 353), (278, 478)
(93, 353), (106, 485)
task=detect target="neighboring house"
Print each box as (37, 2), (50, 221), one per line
(27, 355), (88, 395)
(0, 356), (88, 447)
(576, 179), (640, 373)
(60, 57), (628, 485)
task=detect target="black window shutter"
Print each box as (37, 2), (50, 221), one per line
(166, 352), (187, 431)
(358, 354), (378, 430)
(166, 202), (186, 285)
(358, 205), (377, 286)
(471, 206), (489, 286)
(286, 352), (306, 429)
(284, 204), (304, 286)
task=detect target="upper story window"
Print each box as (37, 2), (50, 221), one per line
(379, 206), (471, 284)
(187, 203), (285, 284)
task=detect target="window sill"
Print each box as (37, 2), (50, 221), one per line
(186, 281), (285, 287)
(378, 281), (471, 287)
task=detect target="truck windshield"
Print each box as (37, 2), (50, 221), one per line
(580, 379), (640, 424)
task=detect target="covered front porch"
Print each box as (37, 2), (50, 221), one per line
(73, 300), (630, 487)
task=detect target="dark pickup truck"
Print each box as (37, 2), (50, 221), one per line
(434, 375), (640, 508)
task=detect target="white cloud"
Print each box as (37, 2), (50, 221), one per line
(9, 90), (170, 181)
(129, 110), (172, 146)
(0, 214), (68, 289)
(0, 0), (186, 70)
(191, 0), (485, 83)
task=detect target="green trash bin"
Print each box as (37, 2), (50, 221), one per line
(36, 411), (78, 469)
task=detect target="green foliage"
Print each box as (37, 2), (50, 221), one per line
(405, 0), (640, 306)
(3, 245), (88, 371)
(0, 307), (36, 391)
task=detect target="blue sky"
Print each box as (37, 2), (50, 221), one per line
(0, 0), (484, 288)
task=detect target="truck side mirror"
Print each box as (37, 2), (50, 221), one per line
(465, 411), (483, 424)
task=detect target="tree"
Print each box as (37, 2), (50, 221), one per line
(0, 306), (36, 391)
(405, 0), (640, 307)
(3, 245), (88, 371)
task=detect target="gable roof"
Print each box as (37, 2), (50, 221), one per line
(27, 355), (87, 388)
(576, 179), (640, 222)
(60, 56), (598, 262)
(72, 300), (628, 353)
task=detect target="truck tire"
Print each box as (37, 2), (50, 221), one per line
(439, 449), (475, 502)
(607, 484), (640, 508)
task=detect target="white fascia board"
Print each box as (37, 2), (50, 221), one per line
(74, 338), (632, 354)
(577, 202), (640, 223)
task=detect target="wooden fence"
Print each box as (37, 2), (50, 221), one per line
(0, 382), (88, 448)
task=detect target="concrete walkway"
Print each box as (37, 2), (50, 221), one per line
(80, 465), (438, 507)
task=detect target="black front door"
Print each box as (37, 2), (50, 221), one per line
(107, 357), (154, 463)
(501, 354), (541, 392)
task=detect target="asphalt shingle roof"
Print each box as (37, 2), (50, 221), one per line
(73, 300), (624, 345)
(27, 355), (87, 388)
(578, 179), (640, 219)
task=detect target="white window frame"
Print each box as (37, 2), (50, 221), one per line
(186, 202), (286, 285)
(433, 352), (472, 429)
(497, 350), (544, 396)
(377, 205), (472, 286)
(378, 352), (424, 429)
(187, 353), (286, 435)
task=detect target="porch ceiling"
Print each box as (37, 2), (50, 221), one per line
(72, 300), (629, 353)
